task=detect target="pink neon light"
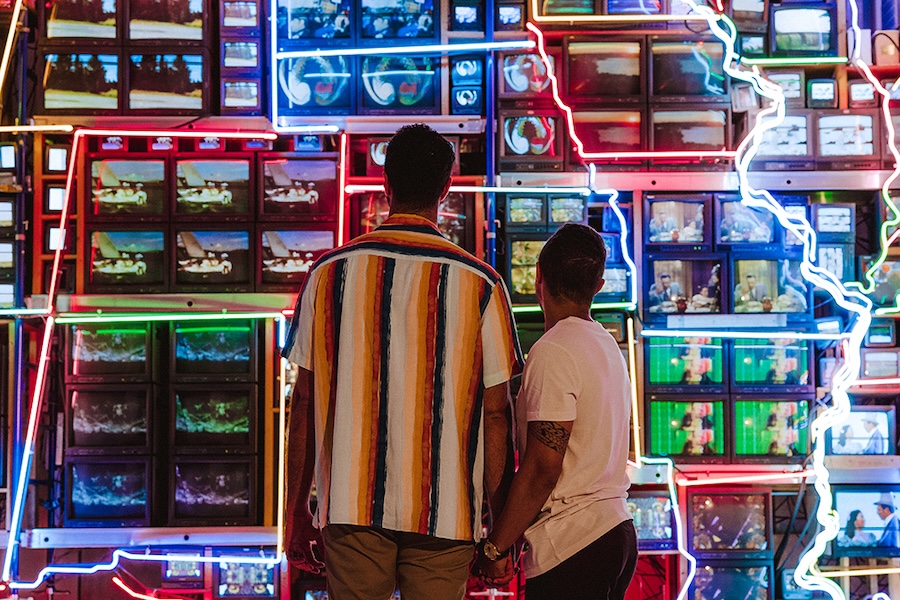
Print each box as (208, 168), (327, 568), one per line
(338, 133), (348, 245)
(677, 469), (816, 487)
(852, 378), (900, 387)
(112, 576), (183, 600)
(525, 22), (734, 163)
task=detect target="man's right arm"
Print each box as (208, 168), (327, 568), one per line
(483, 381), (514, 520)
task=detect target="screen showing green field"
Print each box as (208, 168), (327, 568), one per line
(648, 400), (726, 457)
(733, 400), (809, 457)
(646, 337), (724, 385)
(733, 338), (809, 386)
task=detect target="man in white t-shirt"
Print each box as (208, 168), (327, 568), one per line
(473, 223), (636, 599)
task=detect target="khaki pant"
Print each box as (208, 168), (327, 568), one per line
(322, 524), (475, 600)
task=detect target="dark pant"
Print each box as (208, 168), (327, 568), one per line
(525, 519), (638, 600)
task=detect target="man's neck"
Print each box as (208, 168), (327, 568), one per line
(388, 207), (438, 223)
(542, 298), (592, 332)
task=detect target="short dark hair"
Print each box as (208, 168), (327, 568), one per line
(384, 124), (455, 212)
(538, 223), (607, 304)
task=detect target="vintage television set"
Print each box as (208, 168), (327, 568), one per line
(564, 38), (644, 104)
(45, 185), (67, 214)
(775, 194), (810, 249)
(832, 485), (900, 557)
(161, 551), (205, 589)
(848, 80), (879, 108)
(859, 255), (900, 309)
(503, 194), (546, 232)
(570, 110), (645, 168)
(84, 227), (167, 293)
(359, 55), (440, 114)
(212, 549), (278, 599)
(739, 34), (767, 58)
(170, 457), (256, 525)
(538, 0), (595, 17)
(748, 110), (816, 171)
(860, 347), (900, 380)
(505, 233), (549, 303)
(275, 56), (354, 116)
(866, 318), (896, 347)
(496, 2), (525, 31)
(649, 108), (731, 160)
(627, 487), (678, 551)
(644, 194), (712, 251)
(768, 1), (838, 57)
(359, 0), (435, 43)
(65, 456), (152, 526)
(451, 2), (483, 31)
(171, 384), (256, 454)
(45, 144), (71, 173)
(691, 561), (773, 600)
(65, 385), (153, 455)
(171, 320), (257, 382)
(0, 143), (15, 172)
(816, 109), (881, 170)
(174, 157), (253, 219)
(648, 37), (729, 103)
(764, 69), (805, 107)
(688, 489), (773, 558)
(127, 53), (207, 114)
(222, 0), (260, 34)
(497, 51), (557, 106)
(732, 396), (810, 461)
(644, 336), (726, 394)
(87, 157), (167, 219)
(645, 395), (728, 461)
(731, 0), (768, 33)
(499, 110), (564, 172)
(450, 56), (483, 115)
(128, 0), (206, 41)
(275, 0), (353, 46)
(731, 337), (813, 394)
(644, 255), (724, 321)
(42, 0), (119, 39)
(66, 321), (154, 382)
(173, 228), (252, 292)
(40, 52), (121, 114)
(807, 78), (838, 109)
(549, 194), (588, 227)
(730, 253), (812, 319)
(258, 227), (336, 291)
(812, 203), (855, 242)
(222, 78), (262, 115)
(825, 405), (895, 455)
(260, 155), (338, 220)
(715, 194), (778, 248)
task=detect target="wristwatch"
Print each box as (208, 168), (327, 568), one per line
(481, 538), (510, 562)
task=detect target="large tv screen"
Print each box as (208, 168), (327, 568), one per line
(770, 3), (836, 57)
(360, 56), (438, 113)
(87, 229), (166, 291)
(90, 159), (166, 217)
(500, 114), (561, 166)
(647, 398), (726, 459)
(818, 112), (875, 158)
(68, 387), (151, 451)
(572, 111), (643, 154)
(732, 338), (810, 393)
(46, 0), (117, 38)
(67, 322), (151, 380)
(261, 158), (337, 218)
(499, 53), (553, 100)
(42, 53), (120, 112)
(645, 195), (709, 247)
(833, 486), (900, 557)
(173, 320), (254, 379)
(276, 0), (352, 42)
(172, 459), (253, 523)
(260, 229), (334, 287)
(755, 114), (811, 159)
(174, 230), (250, 288)
(175, 160), (251, 216)
(732, 257), (809, 314)
(733, 398), (809, 459)
(214, 556), (277, 598)
(650, 40), (728, 100)
(360, 0), (434, 39)
(129, 0), (204, 40)
(652, 109), (728, 152)
(645, 336), (725, 391)
(67, 458), (150, 526)
(129, 54), (204, 111)
(717, 197), (776, 245)
(646, 258), (722, 315)
(277, 56), (353, 115)
(566, 41), (641, 100)
(690, 491), (771, 558)
(173, 386), (254, 451)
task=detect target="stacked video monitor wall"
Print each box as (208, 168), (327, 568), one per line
(63, 319), (262, 527)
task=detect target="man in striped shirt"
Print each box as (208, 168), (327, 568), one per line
(283, 124), (523, 599)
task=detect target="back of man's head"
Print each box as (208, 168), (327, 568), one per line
(384, 124), (455, 212)
(538, 223), (607, 304)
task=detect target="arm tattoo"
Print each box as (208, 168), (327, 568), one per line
(529, 421), (570, 454)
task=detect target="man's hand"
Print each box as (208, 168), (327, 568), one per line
(285, 509), (325, 574)
(473, 553), (515, 588)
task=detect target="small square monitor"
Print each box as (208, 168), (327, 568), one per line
(769, 2), (837, 58)
(689, 490), (772, 558)
(163, 553), (204, 588)
(223, 0), (259, 29)
(505, 195), (546, 230)
(222, 41), (260, 70)
(732, 0), (768, 32)
(90, 159), (167, 217)
(175, 159), (251, 216)
(172, 459), (254, 524)
(716, 196), (776, 246)
(500, 113), (562, 169)
(861, 256), (900, 308)
(452, 3), (482, 30)
(497, 4), (524, 30)
(261, 158), (338, 219)
(732, 257), (809, 315)
(861, 348), (900, 379)
(733, 397), (810, 460)
(813, 203), (855, 242)
(214, 554), (277, 598)
(646, 397), (727, 459)
(627, 488), (677, 550)
(849, 81), (878, 108)
(0, 144), (14, 170)
(499, 53), (554, 100)
(740, 34), (766, 57)
(46, 145), (71, 173)
(866, 319), (896, 347)
(549, 195), (586, 226)
(807, 78), (837, 108)
(826, 405), (895, 456)
(644, 336), (725, 393)
(646, 257), (722, 317)
(47, 0), (118, 38)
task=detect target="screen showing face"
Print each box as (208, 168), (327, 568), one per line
(568, 42), (641, 97)
(646, 337), (724, 385)
(174, 461), (251, 520)
(71, 389), (148, 448)
(277, 0), (351, 40)
(70, 461), (147, 520)
(628, 493), (675, 547)
(175, 389), (251, 448)
(43, 54), (119, 110)
(863, 350), (900, 378)
(129, 54), (204, 110)
(175, 160), (250, 215)
(719, 201), (775, 243)
(175, 231), (249, 286)
(831, 409), (893, 455)
(70, 324), (148, 376)
(361, 56), (436, 111)
(261, 230), (334, 284)
(174, 322), (253, 376)
(510, 239), (545, 297)
(767, 73), (801, 99)
(647, 260), (722, 314)
(756, 115), (809, 157)
(818, 114), (874, 157)
(734, 258), (808, 313)
(734, 338), (808, 387)
(834, 489), (900, 555)
(648, 400), (726, 457)
(91, 160), (166, 216)
(503, 116), (558, 157)
(651, 41), (727, 98)
(693, 564), (769, 600)
(774, 8), (832, 53)
(647, 200), (706, 244)
(653, 110), (727, 152)
(691, 493), (769, 552)
(262, 159), (337, 217)
(573, 111), (642, 153)
(216, 561), (276, 598)
(501, 54), (553, 97)
(734, 400), (809, 456)
(361, 0), (434, 38)
(88, 230), (165, 288)
(129, 0), (203, 39)
(47, 0), (117, 38)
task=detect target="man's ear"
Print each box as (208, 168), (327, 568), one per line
(383, 172), (392, 205)
(594, 278), (605, 295)
(440, 176), (453, 201)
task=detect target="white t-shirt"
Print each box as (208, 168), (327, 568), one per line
(516, 316), (633, 577)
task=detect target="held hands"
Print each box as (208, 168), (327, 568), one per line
(472, 539), (516, 588)
(285, 509), (326, 574)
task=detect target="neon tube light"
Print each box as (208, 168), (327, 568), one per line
(740, 57), (849, 66)
(0, 125), (75, 134)
(677, 470), (816, 487)
(0, 0), (23, 102)
(275, 40), (536, 60)
(338, 133), (347, 245)
(344, 184), (597, 196)
(528, 0), (712, 22)
(819, 567), (900, 579)
(55, 312), (285, 324)
(848, 377), (900, 387)
(512, 301), (635, 313)
(112, 577), (182, 600)
(0, 308), (51, 317)
(640, 330), (846, 341)
(626, 318), (643, 464)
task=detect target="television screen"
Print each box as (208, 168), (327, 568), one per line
(566, 41), (641, 100)
(550, 195), (586, 225)
(733, 398), (809, 458)
(540, 0), (592, 14)
(68, 323), (150, 379)
(277, 56), (352, 114)
(770, 4), (835, 56)
(733, 257), (809, 314)
(0, 201), (12, 226)
(42, 53), (119, 112)
(813, 204), (854, 237)
(260, 229), (334, 286)
(693, 563), (770, 600)
(223, 0), (258, 27)
(175, 160), (251, 215)
(862, 257), (900, 307)
(87, 230), (166, 290)
(818, 241), (853, 277)
(755, 115), (811, 158)
(90, 159), (166, 216)
(740, 35), (766, 57)
(833, 486), (900, 556)
(506, 195), (546, 229)
(360, 0), (434, 38)
(68, 387), (150, 450)
(808, 80), (837, 106)
(500, 53), (553, 99)
(509, 238), (546, 299)
(497, 4), (523, 30)
(452, 3), (482, 30)
(175, 230), (250, 287)
(46, 0), (117, 38)
(501, 115), (560, 160)
(599, 267), (630, 297)
(650, 40), (727, 100)
(129, 0), (204, 40)
(223, 80), (260, 110)
(652, 110), (728, 152)
(451, 57), (482, 86)
(163, 553), (204, 588)
(690, 492), (770, 556)
(732, 0), (766, 31)
(173, 459), (252, 522)
(360, 56), (437, 112)
(766, 71), (804, 105)
(627, 489), (676, 550)
(849, 81), (877, 108)
(646, 259), (722, 314)
(261, 158), (337, 218)
(647, 398), (726, 458)
(215, 558), (276, 598)
(276, 0), (351, 42)
(827, 406), (895, 455)
(861, 349), (900, 378)
(646, 337), (724, 388)
(46, 145), (70, 172)
(646, 197), (708, 246)
(222, 41), (259, 69)
(818, 113), (875, 157)
(46, 186), (66, 213)
(129, 54), (204, 111)
(733, 338), (809, 390)
(67, 459), (149, 525)
(174, 387), (253, 450)
(572, 111), (642, 154)
(717, 199), (776, 244)
(781, 201), (808, 248)
(353, 191), (470, 247)
(606, 0), (660, 14)
(173, 321), (254, 377)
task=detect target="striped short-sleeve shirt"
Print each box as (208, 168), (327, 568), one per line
(283, 214), (523, 542)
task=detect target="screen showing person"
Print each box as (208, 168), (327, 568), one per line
(646, 337), (724, 386)
(733, 338), (809, 387)
(509, 239), (546, 297)
(718, 200), (775, 243)
(276, 0), (352, 41)
(627, 491), (676, 549)
(360, 0), (434, 39)
(833, 488), (900, 555)
(733, 400), (809, 457)
(733, 258), (808, 313)
(829, 408), (895, 455)
(690, 493), (769, 554)
(692, 564), (770, 600)
(647, 259), (721, 314)
(647, 199), (706, 244)
(647, 399), (726, 457)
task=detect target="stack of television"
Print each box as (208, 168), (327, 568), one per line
(0, 143), (16, 307)
(220, 0), (265, 114)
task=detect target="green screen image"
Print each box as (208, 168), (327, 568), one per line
(733, 338), (809, 386)
(733, 400), (808, 456)
(649, 400), (725, 457)
(647, 337), (723, 385)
